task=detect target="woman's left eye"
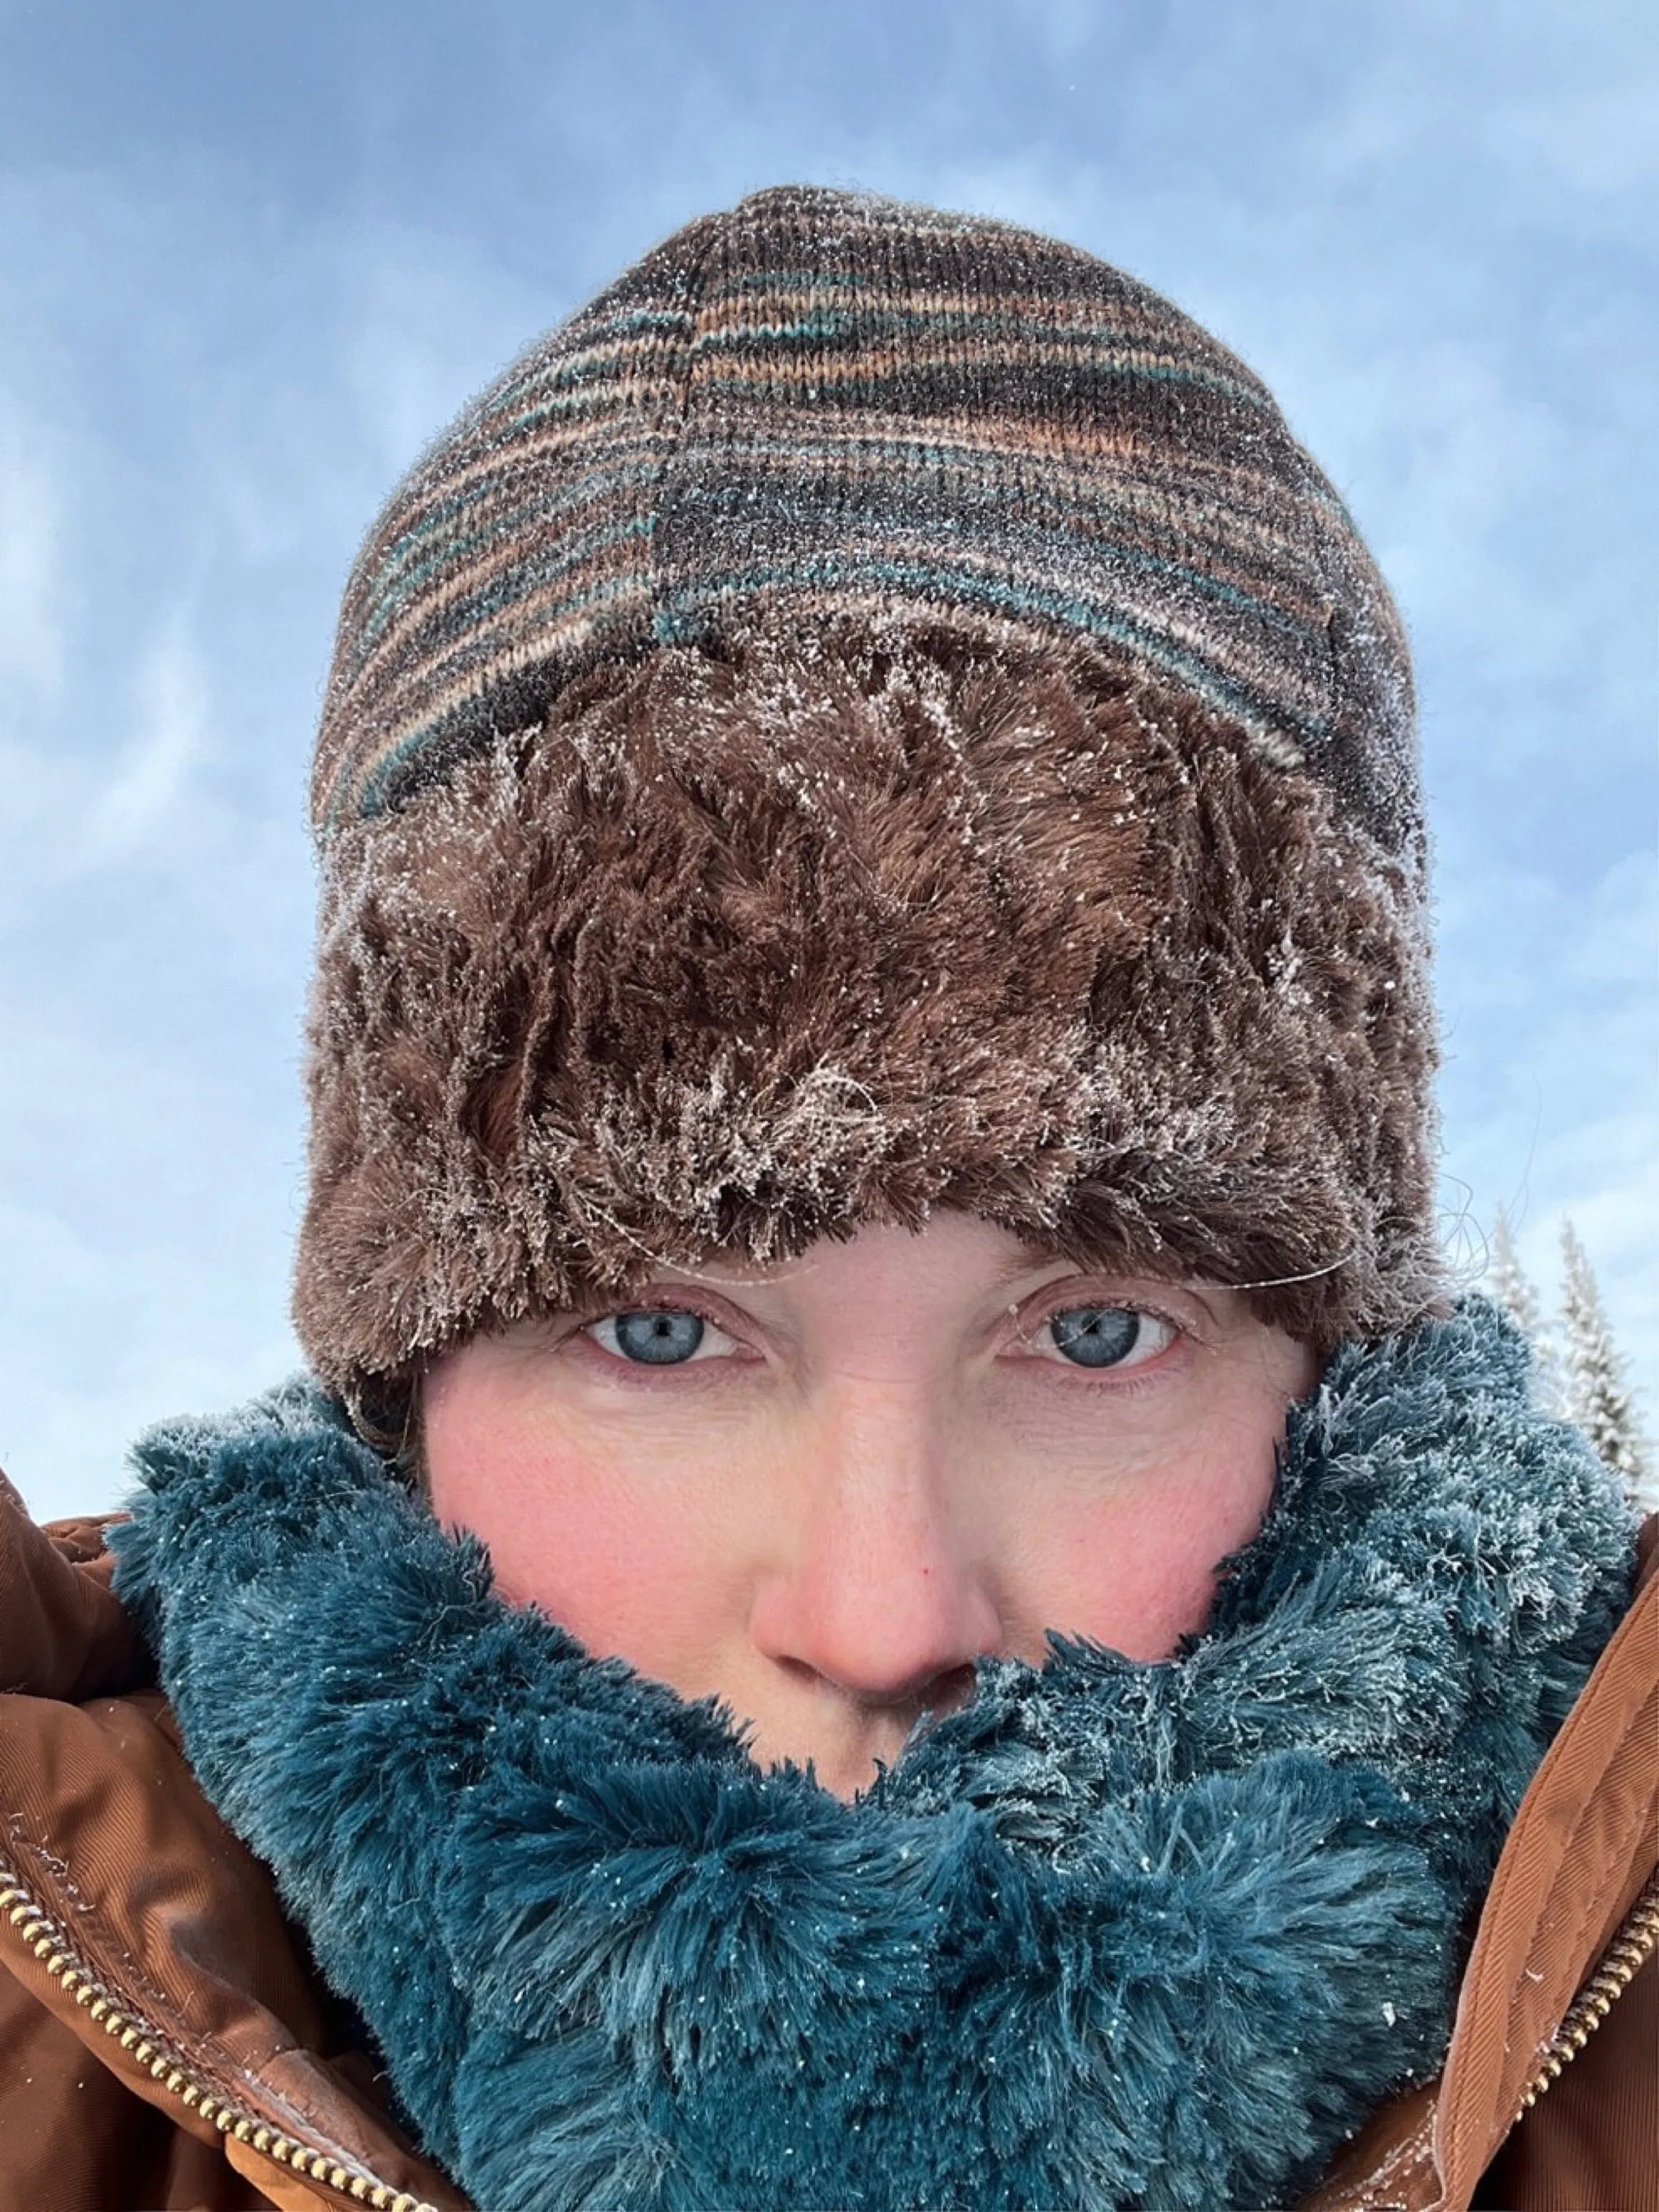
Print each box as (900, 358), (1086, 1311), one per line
(1038, 1305), (1175, 1370)
(584, 1308), (736, 1366)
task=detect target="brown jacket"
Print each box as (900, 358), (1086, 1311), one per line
(1, 1474), (1653, 2212)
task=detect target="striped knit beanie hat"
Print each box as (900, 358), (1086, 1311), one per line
(296, 183), (1441, 1412)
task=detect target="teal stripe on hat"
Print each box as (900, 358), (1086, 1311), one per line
(312, 185), (1413, 859)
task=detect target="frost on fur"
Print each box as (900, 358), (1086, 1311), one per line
(294, 621), (1443, 1396)
(110, 1297), (1638, 2212)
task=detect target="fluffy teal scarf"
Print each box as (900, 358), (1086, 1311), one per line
(110, 1301), (1635, 2212)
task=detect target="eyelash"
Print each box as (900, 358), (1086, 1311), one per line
(574, 1292), (1188, 1382)
(1014, 1298), (1182, 1375)
(577, 1297), (741, 1364)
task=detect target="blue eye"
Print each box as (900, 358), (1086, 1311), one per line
(1046, 1306), (1169, 1369)
(602, 1309), (707, 1365)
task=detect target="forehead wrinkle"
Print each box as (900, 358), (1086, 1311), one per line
(648, 1227), (1082, 1298)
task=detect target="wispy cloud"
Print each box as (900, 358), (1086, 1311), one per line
(78, 612), (207, 865)
(0, 399), (64, 699)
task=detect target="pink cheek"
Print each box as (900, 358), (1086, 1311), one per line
(1060, 1509), (1215, 1658)
(490, 1509), (650, 1653)
(428, 1428), (678, 1662)
(1054, 1466), (1274, 1661)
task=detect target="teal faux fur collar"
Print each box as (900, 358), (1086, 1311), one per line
(111, 1301), (1636, 2212)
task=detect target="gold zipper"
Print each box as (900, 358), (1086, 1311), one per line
(11, 1831), (1652, 2202)
(0, 1860), (441, 2212)
(1512, 1868), (1659, 2115)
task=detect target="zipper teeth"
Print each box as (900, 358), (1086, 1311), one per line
(1514, 1868), (1659, 2115)
(9, 1836), (1649, 2203)
(0, 1861), (440, 2212)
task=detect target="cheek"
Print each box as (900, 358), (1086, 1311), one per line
(1030, 1418), (1280, 1661)
(423, 1374), (715, 1667)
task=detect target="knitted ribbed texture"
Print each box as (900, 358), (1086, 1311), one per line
(313, 186), (1418, 863)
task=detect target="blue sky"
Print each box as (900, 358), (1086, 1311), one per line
(2, 0), (1654, 1517)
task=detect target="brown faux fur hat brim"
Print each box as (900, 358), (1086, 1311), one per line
(294, 621), (1441, 1398)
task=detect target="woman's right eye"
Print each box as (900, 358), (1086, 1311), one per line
(583, 1308), (735, 1366)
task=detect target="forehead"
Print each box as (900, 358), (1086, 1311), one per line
(655, 1212), (1057, 1283)
(632, 1214), (1143, 1294)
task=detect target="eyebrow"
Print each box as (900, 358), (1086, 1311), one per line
(663, 1241), (1081, 1293)
(987, 1246), (1079, 1288)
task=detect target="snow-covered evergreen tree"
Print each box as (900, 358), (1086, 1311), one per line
(1559, 1223), (1653, 1506)
(1486, 1211), (1564, 1414)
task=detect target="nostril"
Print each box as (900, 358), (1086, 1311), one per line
(775, 1655), (981, 1722)
(748, 1536), (1004, 1711)
(915, 1662), (978, 1720)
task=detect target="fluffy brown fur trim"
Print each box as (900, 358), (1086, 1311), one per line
(294, 622), (1443, 1394)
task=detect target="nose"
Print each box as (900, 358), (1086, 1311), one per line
(746, 1383), (1003, 1713)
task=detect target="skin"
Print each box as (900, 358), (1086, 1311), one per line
(425, 1211), (1318, 1801)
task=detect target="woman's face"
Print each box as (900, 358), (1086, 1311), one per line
(424, 1211), (1317, 1799)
